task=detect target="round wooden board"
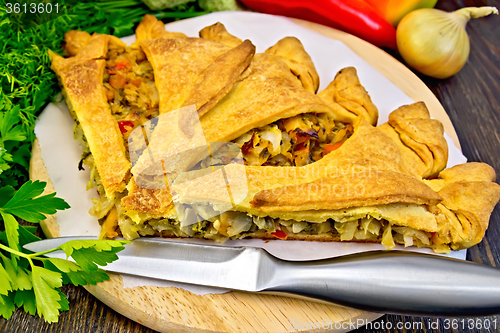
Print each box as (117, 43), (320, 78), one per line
(29, 17), (461, 333)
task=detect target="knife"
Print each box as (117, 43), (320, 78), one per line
(24, 236), (500, 316)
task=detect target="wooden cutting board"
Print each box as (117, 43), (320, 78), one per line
(29, 17), (460, 333)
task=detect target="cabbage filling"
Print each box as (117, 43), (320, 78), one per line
(117, 209), (449, 252)
(119, 210), (339, 242)
(232, 113), (353, 167)
(103, 42), (160, 149)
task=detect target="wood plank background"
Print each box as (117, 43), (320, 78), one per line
(1, 0), (499, 331)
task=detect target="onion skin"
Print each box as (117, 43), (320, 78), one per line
(397, 7), (498, 79)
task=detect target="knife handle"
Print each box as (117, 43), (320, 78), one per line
(261, 251), (500, 316)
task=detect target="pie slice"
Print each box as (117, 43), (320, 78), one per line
(50, 34), (130, 199)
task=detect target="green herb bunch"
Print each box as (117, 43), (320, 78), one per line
(0, 0), (208, 323)
(0, 180), (130, 322)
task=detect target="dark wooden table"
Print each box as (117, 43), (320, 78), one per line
(1, 0), (499, 332)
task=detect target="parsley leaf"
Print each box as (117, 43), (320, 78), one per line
(14, 290), (37, 316)
(71, 248), (120, 272)
(0, 212), (19, 267)
(11, 144), (31, 171)
(0, 260), (12, 297)
(0, 237), (129, 323)
(65, 268), (110, 286)
(44, 260), (110, 286)
(18, 225), (41, 248)
(0, 104), (29, 186)
(0, 225), (40, 250)
(56, 289), (70, 312)
(0, 293), (15, 320)
(31, 266), (63, 323)
(47, 258), (81, 273)
(0, 253), (31, 291)
(14, 267), (32, 292)
(0, 186), (15, 207)
(1, 180), (70, 222)
(60, 239), (128, 271)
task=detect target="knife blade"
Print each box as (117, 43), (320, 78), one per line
(24, 236), (500, 316)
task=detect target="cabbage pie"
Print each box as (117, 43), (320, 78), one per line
(49, 15), (500, 253)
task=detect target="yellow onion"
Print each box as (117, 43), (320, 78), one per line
(397, 6), (498, 79)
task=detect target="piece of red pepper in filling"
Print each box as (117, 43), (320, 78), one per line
(271, 229), (288, 239)
(115, 61), (129, 70)
(239, 0), (397, 49)
(118, 121), (135, 134)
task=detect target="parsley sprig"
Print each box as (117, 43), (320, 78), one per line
(0, 180), (129, 322)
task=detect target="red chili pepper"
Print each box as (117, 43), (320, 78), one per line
(271, 229), (288, 239)
(239, 0), (397, 49)
(118, 121), (134, 134)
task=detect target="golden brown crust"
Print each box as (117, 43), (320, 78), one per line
(154, 117), (443, 233)
(63, 30), (91, 57)
(438, 182), (500, 250)
(135, 14), (187, 42)
(131, 107), (210, 185)
(199, 53), (335, 143)
(132, 35), (379, 202)
(425, 163), (500, 249)
(73, 33), (120, 60)
(438, 162), (496, 183)
(199, 22), (243, 48)
(139, 37), (231, 114)
(250, 170), (443, 211)
(121, 177), (175, 216)
(131, 35), (250, 181)
(379, 102), (448, 179)
(171, 168), (237, 209)
(50, 36), (130, 198)
(179, 39), (256, 134)
(318, 67), (378, 126)
(130, 50), (336, 190)
(265, 37), (320, 93)
(183, 39), (256, 116)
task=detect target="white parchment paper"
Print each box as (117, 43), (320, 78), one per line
(35, 12), (467, 295)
